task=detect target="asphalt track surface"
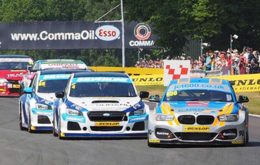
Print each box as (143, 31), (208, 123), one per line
(0, 97), (260, 165)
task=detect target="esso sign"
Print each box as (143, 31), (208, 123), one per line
(95, 25), (120, 41)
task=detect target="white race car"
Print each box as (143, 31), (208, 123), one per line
(53, 72), (149, 139)
(19, 70), (86, 132)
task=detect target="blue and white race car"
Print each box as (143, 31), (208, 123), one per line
(19, 70), (86, 132)
(53, 72), (149, 139)
(148, 78), (249, 147)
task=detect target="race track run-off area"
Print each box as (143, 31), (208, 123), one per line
(0, 97), (260, 165)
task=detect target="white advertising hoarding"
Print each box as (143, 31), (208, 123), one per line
(163, 60), (191, 86)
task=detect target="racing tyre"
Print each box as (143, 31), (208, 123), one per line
(57, 118), (65, 140)
(52, 114), (58, 137)
(244, 130), (249, 146)
(28, 113), (34, 133)
(19, 110), (26, 131)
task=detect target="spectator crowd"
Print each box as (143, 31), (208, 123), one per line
(134, 47), (260, 75)
(135, 58), (163, 68)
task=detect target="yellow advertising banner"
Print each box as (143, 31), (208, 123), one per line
(89, 66), (163, 75)
(131, 74), (163, 86)
(211, 73), (260, 93)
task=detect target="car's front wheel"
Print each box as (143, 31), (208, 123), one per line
(19, 107), (26, 131)
(27, 113), (34, 133)
(52, 115), (58, 137)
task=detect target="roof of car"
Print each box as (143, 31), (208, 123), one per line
(40, 69), (90, 75)
(73, 72), (128, 78)
(37, 59), (85, 64)
(0, 54), (32, 58)
(171, 78), (230, 85)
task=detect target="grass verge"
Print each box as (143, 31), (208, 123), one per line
(136, 86), (260, 115)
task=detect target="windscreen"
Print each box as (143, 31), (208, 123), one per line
(0, 58), (33, 70)
(37, 74), (70, 93)
(0, 62), (31, 70)
(69, 77), (137, 97)
(165, 89), (233, 102)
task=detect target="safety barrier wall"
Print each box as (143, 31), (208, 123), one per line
(89, 66), (163, 75)
(89, 66), (260, 92)
(210, 74), (260, 93)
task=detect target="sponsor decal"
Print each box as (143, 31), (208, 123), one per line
(95, 122), (120, 127)
(129, 23), (155, 47)
(128, 114), (148, 123)
(7, 73), (25, 78)
(183, 126), (210, 132)
(40, 74), (71, 80)
(131, 74), (163, 86)
(95, 25), (120, 41)
(149, 139), (160, 143)
(186, 101), (209, 107)
(102, 113), (110, 117)
(41, 63), (86, 69)
(168, 83), (231, 92)
(73, 77), (131, 83)
(134, 23), (151, 40)
(0, 58), (33, 62)
(231, 139), (244, 144)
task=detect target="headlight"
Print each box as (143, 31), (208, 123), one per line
(67, 108), (83, 116)
(36, 103), (52, 110)
(129, 109), (145, 116)
(218, 114), (238, 122)
(0, 78), (7, 84)
(156, 114), (174, 121)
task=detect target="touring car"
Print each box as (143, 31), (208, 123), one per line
(0, 55), (33, 96)
(53, 72), (149, 139)
(22, 59), (88, 88)
(148, 78), (249, 147)
(19, 69), (87, 132)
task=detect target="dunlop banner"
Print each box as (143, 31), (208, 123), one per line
(89, 66), (163, 75)
(212, 73), (260, 92)
(131, 74), (163, 86)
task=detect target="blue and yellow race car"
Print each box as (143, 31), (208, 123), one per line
(148, 78), (249, 147)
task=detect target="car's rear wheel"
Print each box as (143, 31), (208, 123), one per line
(52, 117), (58, 137)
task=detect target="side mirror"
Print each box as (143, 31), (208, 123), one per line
(238, 95), (249, 103)
(229, 81), (235, 86)
(23, 87), (33, 94)
(149, 95), (160, 102)
(140, 91), (149, 99)
(55, 91), (65, 98)
(27, 65), (32, 71)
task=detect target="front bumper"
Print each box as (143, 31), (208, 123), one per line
(30, 108), (53, 131)
(148, 118), (247, 145)
(58, 112), (148, 138)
